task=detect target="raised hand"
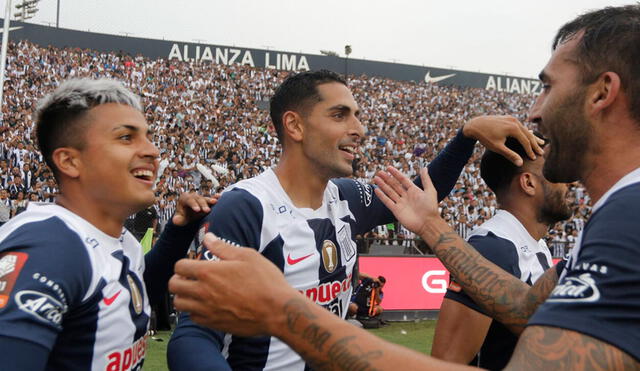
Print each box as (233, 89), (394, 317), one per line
(169, 233), (294, 337)
(373, 166), (440, 236)
(462, 115), (544, 166)
(171, 192), (220, 226)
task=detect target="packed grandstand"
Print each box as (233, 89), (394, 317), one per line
(0, 39), (590, 255)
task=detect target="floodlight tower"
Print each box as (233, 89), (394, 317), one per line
(0, 0), (39, 111)
(344, 45), (352, 77)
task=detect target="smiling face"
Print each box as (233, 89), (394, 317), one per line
(300, 82), (364, 179)
(529, 36), (594, 183)
(76, 103), (159, 216)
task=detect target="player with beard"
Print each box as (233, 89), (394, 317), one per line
(431, 134), (572, 370)
(167, 70), (541, 371)
(167, 5), (640, 369)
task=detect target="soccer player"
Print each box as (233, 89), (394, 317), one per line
(431, 135), (572, 369)
(168, 4), (640, 369)
(167, 70), (541, 370)
(0, 79), (213, 370)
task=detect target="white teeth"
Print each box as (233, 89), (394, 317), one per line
(132, 170), (154, 178)
(340, 146), (355, 154)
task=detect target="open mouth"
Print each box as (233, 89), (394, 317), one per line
(131, 169), (155, 182)
(339, 145), (356, 156)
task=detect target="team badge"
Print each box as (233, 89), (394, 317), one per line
(127, 274), (144, 315)
(321, 240), (338, 273)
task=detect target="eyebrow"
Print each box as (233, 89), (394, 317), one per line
(328, 104), (360, 116)
(113, 124), (154, 136)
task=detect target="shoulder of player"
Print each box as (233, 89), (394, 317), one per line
(468, 232), (519, 264)
(330, 178), (372, 202)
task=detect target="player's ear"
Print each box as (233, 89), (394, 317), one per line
(518, 172), (537, 196)
(588, 71), (620, 116)
(52, 147), (82, 179)
(282, 111), (304, 143)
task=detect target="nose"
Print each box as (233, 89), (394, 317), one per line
(351, 115), (365, 140)
(528, 95), (543, 128)
(143, 136), (161, 160)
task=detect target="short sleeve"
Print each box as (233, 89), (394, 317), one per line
(445, 233), (521, 314)
(528, 185), (640, 361)
(0, 218), (92, 350)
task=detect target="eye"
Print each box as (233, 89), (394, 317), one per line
(119, 134), (132, 141)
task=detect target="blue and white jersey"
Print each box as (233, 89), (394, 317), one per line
(445, 210), (552, 370)
(529, 167), (640, 362)
(171, 169), (392, 371)
(0, 203), (150, 371)
(168, 129), (477, 371)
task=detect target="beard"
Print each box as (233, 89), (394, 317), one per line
(539, 181), (573, 226)
(541, 88), (593, 183)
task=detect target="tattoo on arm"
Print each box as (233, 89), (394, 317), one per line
(432, 232), (558, 334)
(507, 326), (639, 370)
(283, 298), (383, 371)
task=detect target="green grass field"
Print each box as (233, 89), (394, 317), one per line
(144, 320), (437, 370)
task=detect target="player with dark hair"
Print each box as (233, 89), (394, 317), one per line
(431, 134), (572, 369)
(168, 4), (640, 370)
(0, 78), (213, 370)
(167, 69), (541, 370)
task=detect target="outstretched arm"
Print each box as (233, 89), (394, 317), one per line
(170, 235), (475, 371)
(373, 167), (557, 334)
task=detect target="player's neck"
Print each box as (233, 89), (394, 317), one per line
(55, 191), (127, 238)
(274, 160), (328, 210)
(502, 204), (547, 241)
(581, 147), (640, 205)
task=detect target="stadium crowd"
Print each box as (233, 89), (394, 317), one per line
(0, 40), (590, 255)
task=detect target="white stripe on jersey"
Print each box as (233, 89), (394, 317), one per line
(468, 209), (552, 283)
(0, 202), (150, 371)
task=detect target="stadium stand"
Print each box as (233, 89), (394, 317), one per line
(0, 40), (590, 255)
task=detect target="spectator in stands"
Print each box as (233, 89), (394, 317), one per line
(431, 134), (572, 369)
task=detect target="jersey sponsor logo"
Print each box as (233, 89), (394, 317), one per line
(0, 252), (28, 308)
(127, 275), (144, 315)
(337, 225), (356, 263)
(287, 252), (313, 265)
(32, 272), (67, 306)
(422, 270), (448, 294)
(103, 290), (122, 306)
(548, 273), (600, 303)
(321, 240), (338, 273)
(106, 335), (147, 371)
(15, 290), (66, 325)
(301, 273), (352, 305)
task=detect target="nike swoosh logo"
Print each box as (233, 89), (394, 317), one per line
(424, 71), (456, 84)
(103, 290), (122, 306)
(287, 253), (314, 265)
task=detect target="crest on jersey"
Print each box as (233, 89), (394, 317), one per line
(127, 274), (144, 315)
(321, 240), (338, 273)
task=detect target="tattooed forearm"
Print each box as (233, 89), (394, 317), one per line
(430, 231), (558, 334)
(507, 326), (639, 370)
(282, 298), (383, 371)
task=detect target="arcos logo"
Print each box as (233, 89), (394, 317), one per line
(421, 270), (448, 293)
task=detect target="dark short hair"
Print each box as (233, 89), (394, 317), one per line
(269, 70), (346, 145)
(378, 276), (386, 284)
(480, 133), (547, 197)
(35, 78), (142, 180)
(553, 4), (640, 121)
